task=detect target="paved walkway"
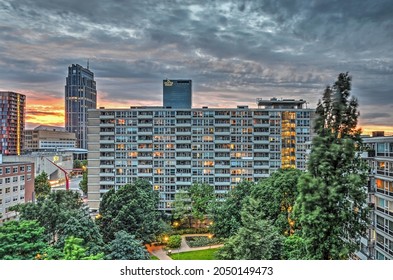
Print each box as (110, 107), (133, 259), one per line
(150, 234), (223, 260)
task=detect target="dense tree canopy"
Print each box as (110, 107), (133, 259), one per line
(0, 220), (49, 260)
(294, 72), (369, 259)
(98, 179), (165, 243)
(210, 181), (254, 238)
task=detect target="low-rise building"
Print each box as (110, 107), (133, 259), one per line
(0, 156), (35, 223)
(24, 125), (76, 152)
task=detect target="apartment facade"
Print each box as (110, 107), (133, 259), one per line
(360, 135), (393, 260)
(0, 160), (35, 223)
(65, 64), (97, 149)
(0, 91), (26, 155)
(87, 98), (314, 213)
(163, 79), (192, 109)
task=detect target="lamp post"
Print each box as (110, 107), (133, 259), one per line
(208, 234), (213, 249)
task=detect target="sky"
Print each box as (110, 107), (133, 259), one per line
(0, 0), (392, 134)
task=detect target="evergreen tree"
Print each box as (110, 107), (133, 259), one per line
(294, 72), (369, 259)
(105, 231), (150, 260)
(34, 171), (51, 199)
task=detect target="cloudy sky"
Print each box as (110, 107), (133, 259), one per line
(0, 0), (392, 133)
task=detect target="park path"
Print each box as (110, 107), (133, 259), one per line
(150, 234), (223, 260)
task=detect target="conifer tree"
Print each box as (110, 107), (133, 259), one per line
(295, 73), (369, 259)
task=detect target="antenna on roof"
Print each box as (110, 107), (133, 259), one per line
(87, 59), (90, 70)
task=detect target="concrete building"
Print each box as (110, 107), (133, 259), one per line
(0, 158), (34, 223)
(359, 134), (393, 260)
(65, 64), (97, 149)
(87, 98), (314, 213)
(163, 79), (192, 109)
(25, 125), (76, 152)
(4, 152), (73, 181)
(0, 91), (26, 155)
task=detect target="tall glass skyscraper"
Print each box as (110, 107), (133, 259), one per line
(65, 64), (97, 149)
(0, 91), (25, 155)
(163, 79), (192, 109)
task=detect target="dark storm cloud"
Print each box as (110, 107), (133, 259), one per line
(0, 0), (393, 130)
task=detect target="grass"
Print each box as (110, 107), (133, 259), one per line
(150, 255), (160, 260)
(170, 248), (219, 260)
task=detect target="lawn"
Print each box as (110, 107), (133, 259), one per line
(170, 248), (219, 260)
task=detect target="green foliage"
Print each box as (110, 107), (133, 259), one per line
(34, 171), (51, 199)
(282, 234), (308, 260)
(105, 231), (150, 260)
(79, 171), (88, 194)
(189, 183), (215, 225)
(294, 73), (369, 259)
(98, 179), (165, 243)
(185, 236), (222, 248)
(172, 190), (192, 227)
(167, 235), (182, 249)
(63, 236), (104, 260)
(16, 190), (103, 255)
(216, 198), (283, 260)
(73, 159), (82, 169)
(0, 220), (49, 260)
(251, 168), (302, 235)
(210, 181), (254, 238)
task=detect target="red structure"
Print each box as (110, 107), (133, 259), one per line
(46, 158), (70, 191)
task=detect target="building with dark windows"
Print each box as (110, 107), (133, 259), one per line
(163, 79), (192, 109)
(0, 91), (25, 155)
(65, 64), (97, 149)
(87, 98), (314, 213)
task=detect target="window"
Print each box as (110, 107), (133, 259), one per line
(20, 166), (25, 172)
(5, 178), (10, 184)
(5, 187), (10, 194)
(5, 167), (11, 174)
(27, 174), (31, 181)
(20, 185), (25, 191)
(20, 175), (25, 181)
(0, 168), (2, 175)
(13, 176), (18, 182)
(13, 167), (18, 173)
(13, 186), (18, 192)
(27, 165), (32, 172)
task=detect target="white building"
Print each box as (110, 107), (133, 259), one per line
(87, 98), (315, 213)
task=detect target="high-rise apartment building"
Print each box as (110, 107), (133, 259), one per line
(358, 134), (393, 260)
(163, 79), (192, 109)
(87, 98), (314, 213)
(0, 91), (26, 155)
(65, 64), (97, 149)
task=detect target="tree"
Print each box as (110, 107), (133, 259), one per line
(105, 230), (150, 260)
(216, 198), (283, 260)
(55, 210), (105, 255)
(282, 235), (308, 260)
(16, 190), (86, 244)
(34, 171), (51, 199)
(172, 190), (192, 227)
(189, 183), (215, 226)
(0, 220), (49, 260)
(294, 72), (369, 259)
(210, 181), (254, 238)
(98, 179), (165, 243)
(79, 170), (88, 194)
(73, 159), (82, 169)
(63, 236), (104, 260)
(250, 168), (303, 235)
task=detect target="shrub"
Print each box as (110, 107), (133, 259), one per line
(185, 236), (222, 248)
(167, 235), (182, 249)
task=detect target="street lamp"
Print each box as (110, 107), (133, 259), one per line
(208, 234), (213, 249)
